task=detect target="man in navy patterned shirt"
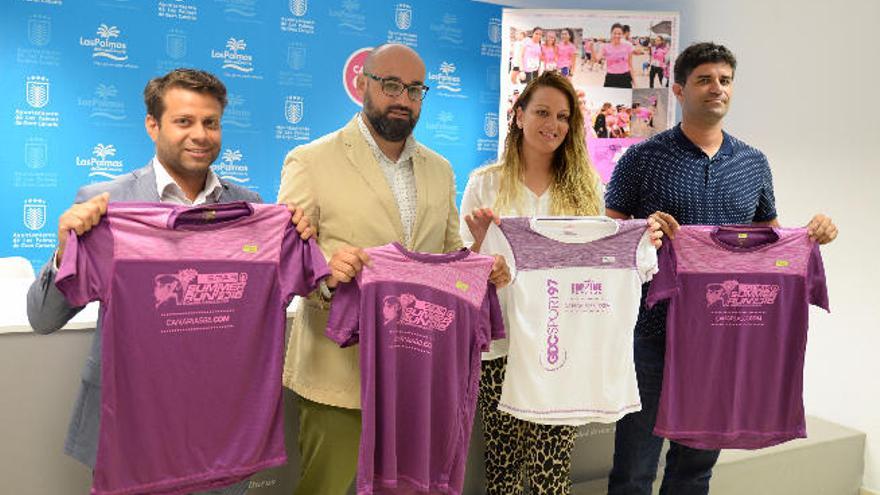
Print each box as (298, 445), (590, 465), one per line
(605, 42), (838, 495)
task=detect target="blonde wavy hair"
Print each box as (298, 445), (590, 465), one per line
(485, 71), (602, 216)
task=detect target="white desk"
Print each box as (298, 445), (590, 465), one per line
(0, 278), (100, 334)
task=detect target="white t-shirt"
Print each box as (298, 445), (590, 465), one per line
(459, 164), (605, 360)
(492, 216), (656, 425)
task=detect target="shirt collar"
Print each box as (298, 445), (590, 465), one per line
(151, 157), (223, 205)
(357, 113), (417, 165)
(672, 123), (734, 159)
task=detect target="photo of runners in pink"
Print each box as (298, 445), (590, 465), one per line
(500, 10), (678, 182)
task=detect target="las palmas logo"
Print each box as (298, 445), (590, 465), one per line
(221, 0), (257, 18)
(285, 96), (304, 124)
(26, 75), (50, 108)
(212, 38), (254, 73)
(222, 149), (242, 164)
(432, 13), (463, 45)
(216, 149), (249, 184)
(81, 24), (129, 61)
(93, 143), (115, 160)
(76, 143), (124, 178)
(223, 94), (251, 128)
(85, 84), (126, 120)
(227, 37), (245, 53)
(95, 84), (116, 100)
(394, 3), (412, 30)
(332, 0), (365, 32)
(429, 62), (462, 93)
(23, 199), (47, 231)
(432, 111), (458, 142)
(289, 0), (308, 17)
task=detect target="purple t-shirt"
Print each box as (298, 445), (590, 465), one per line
(326, 243), (504, 495)
(56, 202), (328, 495)
(647, 225), (829, 450)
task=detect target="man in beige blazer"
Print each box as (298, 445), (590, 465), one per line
(277, 44), (509, 494)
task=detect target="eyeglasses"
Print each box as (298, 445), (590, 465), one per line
(362, 71), (430, 102)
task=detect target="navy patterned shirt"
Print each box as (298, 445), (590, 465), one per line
(606, 123), (778, 337)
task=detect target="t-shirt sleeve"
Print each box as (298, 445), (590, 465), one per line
(279, 224), (330, 304)
(807, 242), (830, 312)
(325, 279), (361, 347)
(605, 147), (641, 216)
(645, 242), (678, 308)
(753, 157), (778, 222)
(479, 284), (506, 352)
(55, 225), (112, 307)
(636, 228), (659, 283)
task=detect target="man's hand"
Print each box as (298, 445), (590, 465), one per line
(285, 203), (314, 240)
(464, 207), (500, 252)
(326, 246), (371, 287)
(55, 192), (110, 266)
(648, 211), (680, 243)
(646, 215), (665, 248)
(806, 214), (838, 245)
(489, 254), (511, 288)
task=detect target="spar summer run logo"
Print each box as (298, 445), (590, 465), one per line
(154, 269), (248, 308)
(706, 280), (780, 308)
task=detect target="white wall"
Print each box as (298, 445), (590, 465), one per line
(482, 0), (880, 489)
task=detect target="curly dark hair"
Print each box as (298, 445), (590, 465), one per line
(143, 68), (227, 121)
(673, 42), (737, 86)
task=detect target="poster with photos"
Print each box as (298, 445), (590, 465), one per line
(499, 9), (679, 183)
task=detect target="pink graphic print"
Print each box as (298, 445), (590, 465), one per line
(383, 293), (455, 332)
(153, 269), (248, 308)
(541, 279), (567, 371)
(706, 280), (780, 308)
(571, 279), (603, 296)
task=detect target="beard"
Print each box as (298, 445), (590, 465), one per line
(363, 95), (419, 142)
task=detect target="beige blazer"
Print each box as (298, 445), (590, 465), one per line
(277, 115), (463, 409)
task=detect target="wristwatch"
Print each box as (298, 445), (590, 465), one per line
(318, 278), (336, 302)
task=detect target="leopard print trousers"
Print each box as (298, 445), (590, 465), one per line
(479, 357), (576, 495)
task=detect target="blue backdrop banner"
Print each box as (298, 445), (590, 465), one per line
(1, 0), (503, 271)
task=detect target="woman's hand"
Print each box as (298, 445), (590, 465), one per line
(464, 207), (500, 252)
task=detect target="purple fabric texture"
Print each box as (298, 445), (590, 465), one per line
(56, 202), (328, 495)
(648, 225), (829, 449)
(498, 217), (647, 271)
(326, 243), (504, 495)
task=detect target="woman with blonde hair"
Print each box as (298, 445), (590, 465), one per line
(541, 30), (559, 72)
(460, 71), (660, 494)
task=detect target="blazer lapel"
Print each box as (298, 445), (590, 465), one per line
(341, 117), (405, 240)
(131, 162), (162, 202)
(411, 147), (431, 247)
